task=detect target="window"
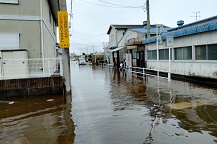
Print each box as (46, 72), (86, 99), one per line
(195, 45), (206, 60)
(208, 44), (217, 60)
(132, 48), (137, 59)
(183, 46), (192, 60)
(195, 44), (217, 60)
(0, 0), (18, 4)
(174, 48), (182, 60)
(147, 50), (157, 60)
(174, 46), (192, 60)
(159, 49), (171, 60)
(0, 34), (19, 50)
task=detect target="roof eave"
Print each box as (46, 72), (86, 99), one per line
(47, 0), (60, 24)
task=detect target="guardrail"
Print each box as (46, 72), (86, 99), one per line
(0, 58), (61, 80)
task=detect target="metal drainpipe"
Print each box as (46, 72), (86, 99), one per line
(40, 0), (45, 76)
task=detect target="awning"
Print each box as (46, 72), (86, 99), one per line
(109, 46), (126, 52)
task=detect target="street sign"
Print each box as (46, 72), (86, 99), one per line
(166, 36), (174, 47)
(58, 11), (70, 48)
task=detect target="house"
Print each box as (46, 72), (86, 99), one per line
(106, 24), (144, 68)
(142, 16), (217, 80)
(0, 0), (64, 79)
(105, 22), (170, 68)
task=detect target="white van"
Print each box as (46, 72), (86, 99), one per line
(78, 57), (86, 65)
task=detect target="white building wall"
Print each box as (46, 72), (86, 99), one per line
(118, 30), (138, 47)
(146, 30), (217, 79)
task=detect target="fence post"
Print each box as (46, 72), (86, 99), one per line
(143, 68), (145, 77)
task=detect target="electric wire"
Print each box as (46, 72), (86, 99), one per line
(71, 41), (102, 47)
(80, 0), (143, 9)
(72, 33), (106, 41)
(97, 0), (142, 8)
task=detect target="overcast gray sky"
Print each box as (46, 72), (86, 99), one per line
(67, 0), (217, 55)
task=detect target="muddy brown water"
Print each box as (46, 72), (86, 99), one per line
(0, 62), (217, 144)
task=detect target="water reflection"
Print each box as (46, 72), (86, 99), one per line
(105, 67), (217, 143)
(0, 95), (75, 144)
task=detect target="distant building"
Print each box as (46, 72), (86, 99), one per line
(106, 24), (144, 67)
(142, 16), (217, 79)
(0, 0), (66, 79)
(105, 23), (170, 68)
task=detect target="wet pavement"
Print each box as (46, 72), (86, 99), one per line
(0, 61), (217, 144)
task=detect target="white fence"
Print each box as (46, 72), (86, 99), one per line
(0, 58), (61, 80)
(127, 66), (169, 79)
(100, 63), (170, 80)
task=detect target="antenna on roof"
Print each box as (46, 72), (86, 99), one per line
(190, 11), (200, 21)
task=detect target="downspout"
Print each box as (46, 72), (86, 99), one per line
(40, 0), (45, 75)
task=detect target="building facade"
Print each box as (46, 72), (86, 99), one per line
(143, 16), (217, 79)
(105, 23), (170, 68)
(106, 25), (144, 67)
(0, 0), (64, 79)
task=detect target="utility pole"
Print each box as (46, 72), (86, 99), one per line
(59, 0), (71, 94)
(146, 0), (151, 38)
(191, 11), (200, 21)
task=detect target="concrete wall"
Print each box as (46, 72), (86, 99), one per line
(0, 20), (41, 58)
(0, 0), (40, 16)
(0, 0), (58, 59)
(42, 0), (57, 59)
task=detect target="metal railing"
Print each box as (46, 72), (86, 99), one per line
(128, 66), (169, 79)
(0, 58), (61, 80)
(100, 63), (171, 80)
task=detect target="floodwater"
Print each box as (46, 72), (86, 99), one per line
(0, 61), (217, 144)
(0, 95), (74, 143)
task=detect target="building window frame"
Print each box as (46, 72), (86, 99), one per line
(159, 49), (172, 60)
(147, 50), (157, 60)
(174, 46), (192, 60)
(195, 44), (217, 60)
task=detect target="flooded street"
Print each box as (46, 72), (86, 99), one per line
(0, 95), (75, 143)
(0, 62), (217, 144)
(71, 62), (217, 144)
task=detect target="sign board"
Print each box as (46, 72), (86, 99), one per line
(58, 11), (70, 48)
(166, 36), (174, 47)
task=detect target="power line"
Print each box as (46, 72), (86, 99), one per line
(98, 0), (142, 8)
(80, 0), (143, 8)
(71, 41), (102, 47)
(72, 33), (107, 41)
